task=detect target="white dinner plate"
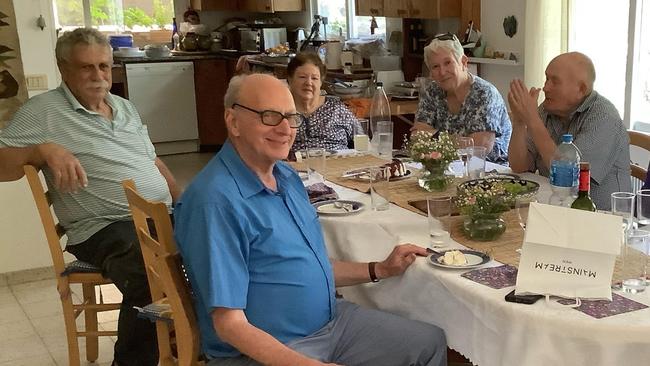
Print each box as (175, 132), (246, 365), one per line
(313, 200), (365, 216)
(428, 249), (490, 269)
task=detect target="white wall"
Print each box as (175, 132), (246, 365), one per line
(479, 0), (525, 100)
(0, 0), (61, 274)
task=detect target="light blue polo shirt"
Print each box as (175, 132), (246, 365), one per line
(0, 83), (171, 244)
(174, 141), (336, 358)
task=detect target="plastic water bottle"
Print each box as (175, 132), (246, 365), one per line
(369, 82), (391, 154)
(548, 134), (581, 207)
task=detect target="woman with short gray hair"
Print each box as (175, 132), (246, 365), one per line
(413, 33), (512, 164)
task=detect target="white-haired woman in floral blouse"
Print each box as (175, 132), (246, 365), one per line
(288, 52), (361, 151)
(412, 33), (512, 164)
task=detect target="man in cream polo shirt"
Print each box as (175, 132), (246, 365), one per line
(0, 28), (178, 366)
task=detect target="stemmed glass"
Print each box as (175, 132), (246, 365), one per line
(456, 136), (474, 178)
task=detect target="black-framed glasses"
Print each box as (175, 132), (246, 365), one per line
(232, 103), (303, 128)
(433, 33), (459, 42)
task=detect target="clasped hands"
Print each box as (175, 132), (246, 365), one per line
(508, 79), (541, 128)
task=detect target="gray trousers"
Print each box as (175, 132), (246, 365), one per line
(208, 300), (447, 366)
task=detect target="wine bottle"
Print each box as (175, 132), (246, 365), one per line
(571, 162), (596, 211)
(171, 17), (180, 51)
(463, 20), (474, 44)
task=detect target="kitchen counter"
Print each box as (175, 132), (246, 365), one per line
(112, 50), (258, 64)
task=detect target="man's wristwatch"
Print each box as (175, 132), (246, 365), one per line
(368, 261), (380, 283)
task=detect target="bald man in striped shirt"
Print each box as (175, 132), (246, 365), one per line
(0, 28), (178, 366)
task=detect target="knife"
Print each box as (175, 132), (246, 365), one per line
(341, 167), (372, 178)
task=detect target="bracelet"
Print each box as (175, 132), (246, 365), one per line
(368, 262), (380, 283)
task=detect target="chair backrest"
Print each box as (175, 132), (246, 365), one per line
(122, 179), (202, 366)
(23, 165), (68, 275)
(628, 130), (650, 190)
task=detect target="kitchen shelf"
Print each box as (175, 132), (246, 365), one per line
(468, 57), (521, 66)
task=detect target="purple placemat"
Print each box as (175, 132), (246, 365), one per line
(557, 293), (649, 319)
(461, 264), (518, 289)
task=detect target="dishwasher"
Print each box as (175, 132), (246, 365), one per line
(126, 62), (199, 155)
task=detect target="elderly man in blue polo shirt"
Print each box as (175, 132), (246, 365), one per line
(0, 28), (179, 366)
(508, 52), (631, 210)
(174, 73), (447, 366)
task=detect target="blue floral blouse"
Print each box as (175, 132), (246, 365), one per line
(292, 96), (361, 151)
(415, 75), (512, 163)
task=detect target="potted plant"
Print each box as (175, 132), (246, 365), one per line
(456, 180), (519, 241)
(405, 131), (457, 191)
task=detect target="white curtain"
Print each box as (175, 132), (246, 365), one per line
(523, 0), (569, 89)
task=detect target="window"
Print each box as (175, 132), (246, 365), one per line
(569, 0), (649, 129)
(569, 0), (629, 119)
(630, 1), (650, 130)
(53, 0), (174, 45)
(316, 0), (386, 40)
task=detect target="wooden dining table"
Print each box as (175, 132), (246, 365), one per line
(305, 153), (650, 366)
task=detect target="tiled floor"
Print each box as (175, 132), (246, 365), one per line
(0, 152), (215, 365)
(0, 280), (121, 365)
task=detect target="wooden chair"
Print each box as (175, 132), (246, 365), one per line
(23, 165), (120, 366)
(629, 130), (650, 191)
(122, 179), (203, 366)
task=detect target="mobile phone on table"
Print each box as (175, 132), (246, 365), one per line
(504, 290), (543, 304)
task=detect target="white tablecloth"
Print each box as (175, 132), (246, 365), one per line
(317, 169), (650, 366)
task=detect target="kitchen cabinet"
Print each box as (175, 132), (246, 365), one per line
(384, 1), (410, 18)
(411, 0), (460, 18)
(190, 0), (238, 11)
(355, 0), (460, 19)
(355, 0), (384, 16)
(193, 58), (237, 150)
(240, 0), (274, 12)
(192, 0), (303, 12)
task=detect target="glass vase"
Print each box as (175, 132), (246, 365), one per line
(418, 164), (450, 192)
(463, 212), (506, 241)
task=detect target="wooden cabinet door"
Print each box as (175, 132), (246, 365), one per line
(273, 0), (304, 11)
(194, 59), (229, 149)
(408, 0), (460, 19)
(240, 0), (273, 12)
(355, 0), (384, 16)
(190, 0), (238, 11)
(384, 0), (410, 18)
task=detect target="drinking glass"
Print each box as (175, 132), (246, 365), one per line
(427, 196), (452, 246)
(467, 146), (487, 179)
(354, 119), (370, 152)
(376, 121), (393, 160)
(611, 192), (636, 291)
(306, 148), (326, 182)
(637, 189), (650, 228)
(516, 197), (537, 231)
(627, 229), (650, 288)
(369, 167), (390, 211)
(456, 136), (474, 178)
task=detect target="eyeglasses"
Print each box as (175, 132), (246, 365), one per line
(432, 33), (459, 42)
(232, 103), (303, 128)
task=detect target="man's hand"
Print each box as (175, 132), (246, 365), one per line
(375, 244), (428, 279)
(508, 79), (541, 127)
(410, 121), (436, 133)
(36, 143), (87, 193)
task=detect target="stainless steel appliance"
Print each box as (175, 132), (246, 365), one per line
(238, 26), (287, 52)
